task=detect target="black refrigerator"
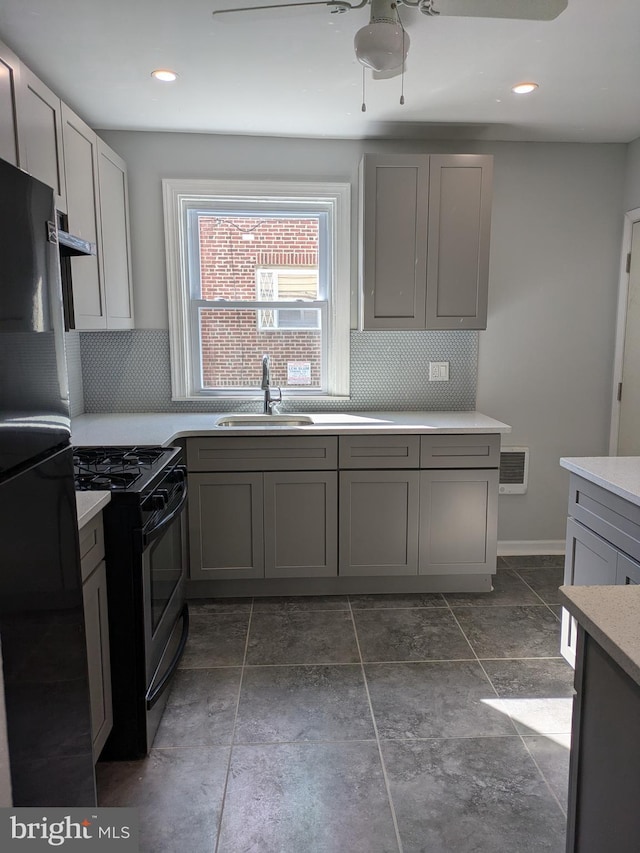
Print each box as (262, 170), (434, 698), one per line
(0, 157), (96, 806)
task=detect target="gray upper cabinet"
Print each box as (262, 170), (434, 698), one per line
(360, 155), (429, 330)
(426, 155), (492, 329)
(0, 37), (135, 331)
(17, 66), (66, 212)
(360, 153), (493, 331)
(97, 139), (135, 329)
(0, 39), (22, 168)
(62, 104), (105, 329)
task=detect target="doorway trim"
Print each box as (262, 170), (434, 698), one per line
(609, 206), (640, 455)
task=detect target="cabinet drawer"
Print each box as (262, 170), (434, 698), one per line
(79, 515), (105, 582)
(187, 436), (337, 471)
(339, 435), (419, 469)
(420, 434), (500, 468)
(569, 474), (640, 564)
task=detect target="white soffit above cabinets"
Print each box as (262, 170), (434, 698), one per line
(0, 0), (640, 141)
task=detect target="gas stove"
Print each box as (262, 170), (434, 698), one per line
(73, 444), (190, 761)
(73, 445), (182, 494)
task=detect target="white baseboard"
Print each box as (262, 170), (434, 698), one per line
(497, 540), (565, 556)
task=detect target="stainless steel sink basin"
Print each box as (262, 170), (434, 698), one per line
(215, 413), (314, 427)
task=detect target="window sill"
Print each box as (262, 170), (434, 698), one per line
(171, 394), (351, 403)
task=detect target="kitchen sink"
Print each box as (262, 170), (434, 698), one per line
(215, 413), (315, 427)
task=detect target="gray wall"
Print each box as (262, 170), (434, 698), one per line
(98, 130), (627, 545)
(475, 143), (625, 543)
(624, 137), (640, 211)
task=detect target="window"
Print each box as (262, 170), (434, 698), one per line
(162, 179), (350, 401)
(256, 268), (320, 330)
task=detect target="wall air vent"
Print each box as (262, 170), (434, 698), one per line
(499, 447), (529, 494)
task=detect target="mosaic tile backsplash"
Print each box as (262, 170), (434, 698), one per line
(78, 329), (478, 413)
(64, 331), (84, 418)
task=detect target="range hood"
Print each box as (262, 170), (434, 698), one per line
(57, 228), (96, 257)
(52, 213), (96, 330)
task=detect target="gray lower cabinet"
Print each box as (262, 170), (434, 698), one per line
(339, 470), (420, 576)
(188, 472), (264, 580)
(561, 473), (640, 666)
(419, 469), (499, 574)
(359, 153), (492, 331)
(78, 514), (112, 761)
(188, 469), (337, 580)
(566, 627), (640, 853)
(264, 472), (337, 578)
(187, 433), (499, 586)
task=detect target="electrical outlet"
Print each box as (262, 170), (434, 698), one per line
(428, 361), (449, 381)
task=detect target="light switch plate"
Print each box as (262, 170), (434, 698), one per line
(429, 361), (449, 381)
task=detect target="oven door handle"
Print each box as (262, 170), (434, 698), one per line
(146, 603), (190, 711)
(142, 481), (188, 549)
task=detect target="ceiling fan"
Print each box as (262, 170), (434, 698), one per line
(212, 0), (568, 74)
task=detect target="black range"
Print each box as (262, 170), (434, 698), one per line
(73, 444), (189, 760)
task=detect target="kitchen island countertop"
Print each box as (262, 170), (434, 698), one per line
(559, 584), (640, 687)
(560, 456), (640, 508)
(71, 411), (511, 447)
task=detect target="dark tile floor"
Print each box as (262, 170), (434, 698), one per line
(97, 557), (572, 853)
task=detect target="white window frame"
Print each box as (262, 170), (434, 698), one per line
(256, 267), (321, 331)
(162, 179), (351, 401)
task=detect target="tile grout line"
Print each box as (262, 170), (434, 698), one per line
(510, 567), (563, 620)
(444, 594), (569, 819)
(442, 597), (522, 737)
(213, 597), (255, 853)
(347, 598), (404, 853)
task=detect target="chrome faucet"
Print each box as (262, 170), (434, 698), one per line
(261, 354), (281, 415)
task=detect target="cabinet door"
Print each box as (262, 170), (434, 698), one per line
(360, 155), (429, 330)
(616, 552), (640, 585)
(419, 469), (498, 574)
(18, 67), (66, 211)
(426, 154), (492, 330)
(97, 138), (134, 329)
(339, 470), (420, 576)
(82, 559), (113, 761)
(561, 517), (618, 667)
(61, 104), (105, 329)
(0, 40), (23, 167)
(264, 472), (337, 578)
(188, 472), (264, 580)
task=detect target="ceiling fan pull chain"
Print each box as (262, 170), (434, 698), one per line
(398, 6), (406, 104)
(362, 66), (367, 112)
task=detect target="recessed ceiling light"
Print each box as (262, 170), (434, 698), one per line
(511, 82), (539, 95)
(151, 69), (178, 82)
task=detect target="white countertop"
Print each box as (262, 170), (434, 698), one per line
(76, 491), (111, 529)
(559, 584), (640, 686)
(71, 411), (511, 446)
(560, 456), (640, 508)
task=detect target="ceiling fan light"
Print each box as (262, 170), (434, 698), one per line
(354, 22), (410, 73)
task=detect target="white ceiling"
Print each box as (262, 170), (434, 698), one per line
(1, 0), (640, 142)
